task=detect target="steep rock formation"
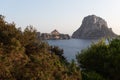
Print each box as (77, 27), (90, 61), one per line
(72, 15), (117, 39)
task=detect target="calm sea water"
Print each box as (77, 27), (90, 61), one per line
(47, 39), (99, 61)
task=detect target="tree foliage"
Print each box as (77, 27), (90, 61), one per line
(0, 15), (81, 80)
(76, 39), (120, 80)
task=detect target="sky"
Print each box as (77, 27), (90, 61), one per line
(0, 0), (120, 35)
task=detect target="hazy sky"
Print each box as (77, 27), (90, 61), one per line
(0, 0), (120, 35)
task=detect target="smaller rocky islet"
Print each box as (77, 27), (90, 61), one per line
(37, 29), (70, 40)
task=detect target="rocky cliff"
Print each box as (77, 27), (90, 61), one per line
(72, 15), (117, 39)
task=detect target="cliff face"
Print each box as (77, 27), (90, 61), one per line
(72, 15), (117, 39)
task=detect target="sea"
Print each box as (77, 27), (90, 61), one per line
(47, 39), (100, 61)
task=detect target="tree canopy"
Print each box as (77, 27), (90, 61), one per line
(0, 15), (81, 80)
(76, 39), (120, 80)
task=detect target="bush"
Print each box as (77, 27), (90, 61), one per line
(0, 15), (82, 80)
(76, 39), (120, 80)
(81, 71), (107, 80)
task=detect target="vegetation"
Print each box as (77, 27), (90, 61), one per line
(76, 39), (120, 80)
(0, 15), (81, 80)
(2, 14), (120, 80)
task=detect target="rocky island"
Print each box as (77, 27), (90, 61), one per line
(72, 15), (117, 39)
(37, 29), (70, 40)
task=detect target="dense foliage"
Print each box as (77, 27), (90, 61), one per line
(76, 39), (120, 80)
(0, 15), (81, 80)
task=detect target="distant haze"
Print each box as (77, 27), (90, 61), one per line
(1, 0), (120, 35)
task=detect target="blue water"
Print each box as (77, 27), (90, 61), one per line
(47, 39), (99, 61)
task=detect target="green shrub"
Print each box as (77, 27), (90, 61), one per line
(76, 39), (120, 80)
(0, 15), (82, 80)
